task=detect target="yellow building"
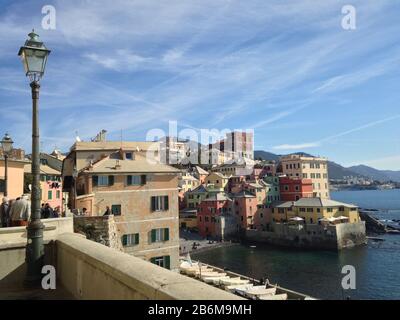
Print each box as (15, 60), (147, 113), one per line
(205, 172), (229, 192)
(272, 198), (360, 224)
(178, 171), (200, 193)
(280, 154), (329, 199)
(185, 185), (209, 209)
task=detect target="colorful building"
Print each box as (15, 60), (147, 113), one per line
(0, 158), (29, 200)
(279, 176), (313, 201)
(205, 172), (229, 192)
(231, 191), (258, 231)
(185, 185), (209, 209)
(280, 154), (330, 199)
(272, 198), (360, 224)
(197, 193), (232, 238)
(262, 176), (281, 205)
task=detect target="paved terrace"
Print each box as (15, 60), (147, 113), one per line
(0, 218), (241, 300)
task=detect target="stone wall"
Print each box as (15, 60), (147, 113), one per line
(74, 215), (123, 251)
(56, 233), (241, 300)
(246, 221), (366, 250)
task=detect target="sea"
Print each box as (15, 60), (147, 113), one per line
(192, 189), (400, 300)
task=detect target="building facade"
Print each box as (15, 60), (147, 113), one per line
(280, 155), (330, 199)
(62, 139), (180, 270)
(279, 176), (313, 201)
(272, 198), (361, 224)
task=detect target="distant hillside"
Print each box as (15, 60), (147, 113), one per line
(254, 150), (400, 182)
(348, 165), (392, 182)
(254, 150), (280, 162)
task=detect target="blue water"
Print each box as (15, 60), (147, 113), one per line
(193, 190), (400, 300)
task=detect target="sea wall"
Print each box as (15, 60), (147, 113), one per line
(246, 222), (366, 250)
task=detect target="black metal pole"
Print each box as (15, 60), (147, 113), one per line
(25, 80), (44, 286)
(4, 154), (8, 197)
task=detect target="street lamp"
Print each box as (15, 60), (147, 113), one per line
(1, 133), (14, 197)
(18, 30), (50, 286)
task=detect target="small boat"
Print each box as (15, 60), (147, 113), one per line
(197, 272), (227, 279)
(258, 293), (288, 300)
(202, 276), (230, 284)
(241, 287), (277, 299)
(220, 277), (250, 287)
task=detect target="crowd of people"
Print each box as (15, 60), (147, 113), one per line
(0, 195), (61, 228)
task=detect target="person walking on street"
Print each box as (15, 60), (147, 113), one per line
(103, 206), (111, 216)
(0, 197), (9, 227)
(10, 195), (31, 227)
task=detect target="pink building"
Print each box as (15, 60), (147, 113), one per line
(197, 193), (232, 238)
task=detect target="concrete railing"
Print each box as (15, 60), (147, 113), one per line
(56, 233), (242, 300)
(0, 217), (73, 247)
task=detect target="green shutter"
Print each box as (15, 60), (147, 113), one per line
(164, 196), (169, 210)
(164, 228), (169, 241)
(135, 233), (139, 244)
(121, 235), (127, 246)
(108, 175), (114, 186)
(127, 175), (132, 185)
(151, 229), (156, 243)
(92, 176), (98, 187)
(165, 256), (170, 270)
(150, 257), (156, 264)
(151, 196), (156, 211)
(141, 175), (146, 185)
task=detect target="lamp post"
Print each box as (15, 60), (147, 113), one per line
(18, 30), (51, 285)
(1, 133), (14, 197)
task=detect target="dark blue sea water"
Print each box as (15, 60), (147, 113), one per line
(192, 190), (400, 300)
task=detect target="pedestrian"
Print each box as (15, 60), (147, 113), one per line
(0, 197), (9, 228)
(103, 206), (111, 216)
(10, 194), (31, 227)
(82, 207), (88, 215)
(53, 206), (60, 218)
(43, 203), (53, 219)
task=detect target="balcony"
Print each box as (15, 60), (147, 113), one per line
(0, 218), (240, 300)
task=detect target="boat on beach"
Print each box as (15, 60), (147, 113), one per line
(178, 257), (315, 300)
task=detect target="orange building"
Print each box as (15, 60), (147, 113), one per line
(279, 176), (313, 201)
(0, 158), (29, 199)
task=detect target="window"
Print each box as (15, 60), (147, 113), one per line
(150, 255), (170, 269)
(150, 228), (169, 242)
(299, 208), (306, 212)
(48, 190), (52, 200)
(122, 233), (139, 246)
(151, 196), (169, 211)
(127, 175), (146, 186)
(125, 152), (133, 160)
(327, 208), (333, 213)
(307, 208), (313, 212)
(0, 179), (5, 193)
(56, 190), (60, 199)
(339, 207), (345, 212)
(93, 175), (113, 186)
(111, 204), (121, 215)
(295, 186), (300, 191)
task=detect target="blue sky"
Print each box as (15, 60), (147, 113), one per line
(0, 0), (399, 169)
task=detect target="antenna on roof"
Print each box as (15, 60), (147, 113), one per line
(120, 129), (123, 149)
